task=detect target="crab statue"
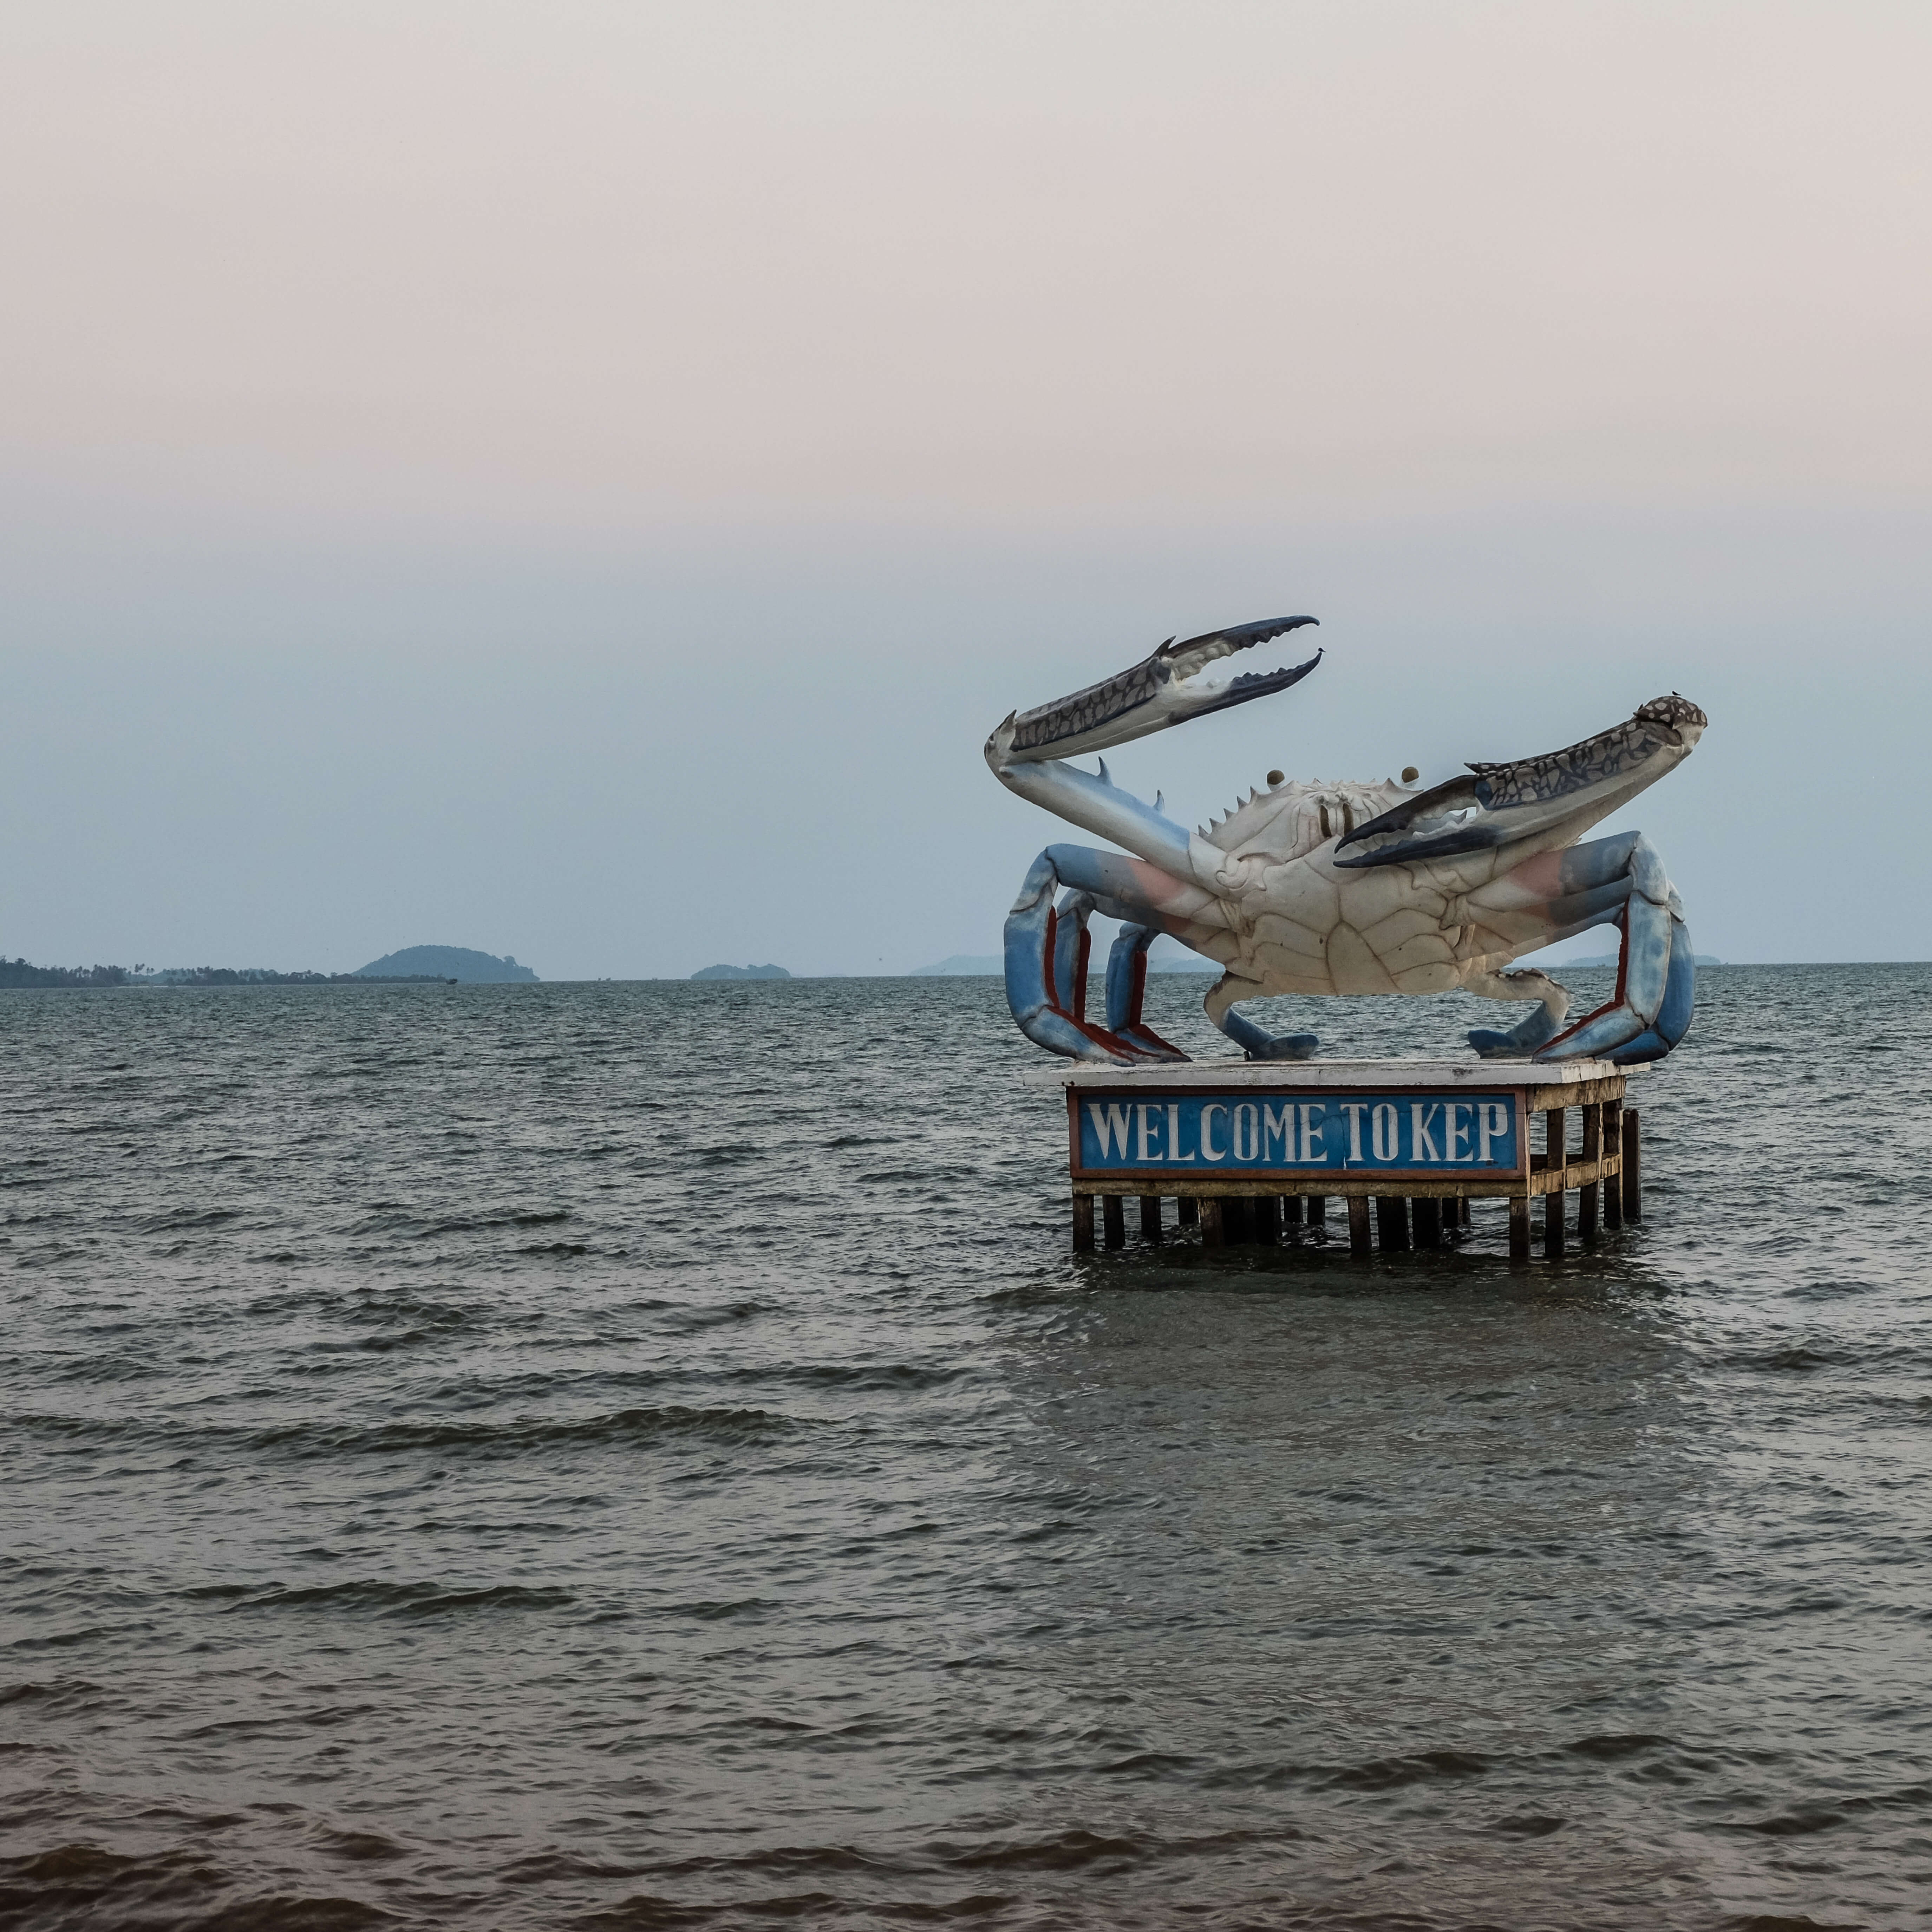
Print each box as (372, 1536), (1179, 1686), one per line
(985, 615), (1705, 1067)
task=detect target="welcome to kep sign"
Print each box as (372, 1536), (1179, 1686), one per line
(1069, 1087), (1525, 1181)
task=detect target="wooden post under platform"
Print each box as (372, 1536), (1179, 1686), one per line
(1376, 1195), (1411, 1252)
(1579, 1103), (1601, 1241)
(1543, 1106), (1567, 1258)
(1073, 1194), (1095, 1252)
(1603, 1098), (1624, 1231)
(1347, 1195), (1372, 1257)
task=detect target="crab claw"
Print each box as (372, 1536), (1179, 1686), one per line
(1333, 696), (1707, 869)
(991, 616), (1321, 765)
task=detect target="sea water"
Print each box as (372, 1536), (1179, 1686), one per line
(3, 968), (1930, 1929)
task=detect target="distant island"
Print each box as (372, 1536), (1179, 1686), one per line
(691, 963), (791, 980)
(355, 946), (538, 983)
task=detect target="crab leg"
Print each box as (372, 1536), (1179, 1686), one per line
(1102, 924), (1188, 1062)
(1050, 890), (1096, 1016)
(1005, 852), (1192, 1062)
(1529, 834), (1693, 1063)
(1004, 842), (1243, 1063)
(1465, 968), (1572, 1056)
(1205, 975), (1321, 1062)
(1536, 903), (1695, 1064)
(1461, 831), (1695, 1063)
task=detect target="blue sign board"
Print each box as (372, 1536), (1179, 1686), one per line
(1070, 1089), (1523, 1177)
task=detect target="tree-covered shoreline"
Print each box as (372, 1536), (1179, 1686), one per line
(1, 957), (448, 989)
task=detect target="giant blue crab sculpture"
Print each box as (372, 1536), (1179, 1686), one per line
(986, 616), (1704, 1066)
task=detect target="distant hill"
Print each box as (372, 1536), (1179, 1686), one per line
(691, 963), (791, 980)
(910, 941), (1217, 976)
(357, 946), (538, 983)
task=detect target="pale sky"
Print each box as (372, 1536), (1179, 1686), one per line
(4, 2), (1929, 975)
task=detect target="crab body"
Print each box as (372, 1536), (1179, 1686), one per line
(985, 616), (1705, 1066)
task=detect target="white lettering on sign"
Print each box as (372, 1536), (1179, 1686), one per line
(1073, 1089), (1520, 1168)
(1086, 1102), (1132, 1159)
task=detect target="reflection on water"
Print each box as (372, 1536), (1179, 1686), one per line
(993, 1266), (1709, 1925)
(2, 967), (1930, 1928)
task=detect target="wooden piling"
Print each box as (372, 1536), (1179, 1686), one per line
(1542, 1107), (1567, 1258)
(1376, 1195), (1411, 1252)
(1622, 1108), (1642, 1221)
(1308, 1196), (1326, 1230)
(1578, 1103), (1601, 1241)
(1221, 1196), (1251, 1244)
(1282, 1194), (1305, 1229)
(1603, 1098), (1624, 1230)
(1412, 1197), (1442, 1248)
(1102, 1194), (1125, 1250)
(1138, 1195), (1162, 1242)
(1509, 1194), (1532, 1261)
(1252, 1195), (1281, 1245)
(1073, 1194), (1095, 1252)
(1347, 1195), (1372, 1256)
(1177, 1196), (1199, 1227)
(1200, 1197), (1225, 1246)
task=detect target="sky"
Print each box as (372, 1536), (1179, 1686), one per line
(3, 1), (1929, 977)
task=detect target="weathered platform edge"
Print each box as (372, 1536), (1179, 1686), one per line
(1047, 1056), (1632, 1089)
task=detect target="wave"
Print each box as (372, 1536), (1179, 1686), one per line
(8, 1403), (814, 1460)
(0, 1843), (400, 1931)
(181, 1579), (575, 1619)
